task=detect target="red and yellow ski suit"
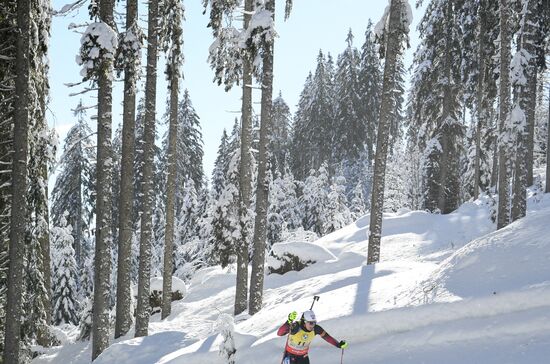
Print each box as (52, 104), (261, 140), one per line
(277, 320), (340, 364)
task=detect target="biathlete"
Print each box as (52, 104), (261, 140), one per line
(277, 310), (348, 364)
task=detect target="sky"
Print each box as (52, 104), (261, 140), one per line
(48, 0), (425, 181)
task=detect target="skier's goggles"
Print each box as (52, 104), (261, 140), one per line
(305, 320), (316, 325)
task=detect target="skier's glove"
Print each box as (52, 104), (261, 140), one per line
(287, 311), (297, 323)
(338, 340), (348, 349)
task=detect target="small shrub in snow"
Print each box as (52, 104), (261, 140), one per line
(131, 276), (187, 315)
(217, 313), (236, 364)
(268, 253), (315, 275)
(267, 242), (336, 275)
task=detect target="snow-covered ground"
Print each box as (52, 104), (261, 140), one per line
(34, 172), (550, 364)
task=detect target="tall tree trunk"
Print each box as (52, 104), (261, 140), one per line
(490, 134), (499, 189)
(367, 0), (408, 265)
(162, 61), (179, 320)
(135, 0), (159, 337)
(115, 0), (138, 339)
(249, 0), (275, 316)
(235, 0), (254, 316)
(438, 0), (461, 214)
(546, 85), (550, 193)
(497, 0), (511, 230)
(525, 69), (536, 187)
(512, 1), (537, 222)
(76, 144), (83, 267)
(92, 0), (116, 358)
(474, 2), (487, 200)
(3, 0), (30, 361)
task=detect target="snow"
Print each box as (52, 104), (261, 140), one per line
(374, 1), (413, 38)
(267, 241), (337, 272)
(34, 171), (550, 364)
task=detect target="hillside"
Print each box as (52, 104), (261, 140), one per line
(34, 182), (550, 364)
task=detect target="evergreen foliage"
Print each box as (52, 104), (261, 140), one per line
(51, 102), (96, 269)
(51, 213), (80, 325)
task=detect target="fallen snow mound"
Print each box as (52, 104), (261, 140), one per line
(418, 204), (550, 303)
(267, 241), (337, 273)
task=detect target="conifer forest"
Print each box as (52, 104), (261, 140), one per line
(0, 0), (549, 363)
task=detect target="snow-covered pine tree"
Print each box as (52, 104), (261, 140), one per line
(210, 151), (241, 268)
(22, 232), (50, 352)
(267, 172), (284, 245)
(78, 254), (94, 302)
(324, 175), (352, 234)
(173, 179), (200, 277)
(51, 101), (96, 270)
(409, 0), (464, 214)
(25, 0), (55, 345)
(290, 51), (337, 179)
(51, 213), (79, 325)
(212, 129), (230, 199)
(268, 169), (301, 244)
(459, 0), (499, 200)
(291, 72), (314, 180)
(270, 93), (292, 176)
(358, 20), (382, 164)
(333, 29), (362, 164)
(310, 51), (336, 173)
(349, 182), (366, 221)
(384, 141), (409, 212)
(301, 163), (330, 236)
(167, 90), (205, 210)
(217, 313), (236, 364)
(152, 202), (166, 279)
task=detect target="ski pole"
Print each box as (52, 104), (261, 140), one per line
(310, 295), (320, 310)
(340, 348), (344, 364)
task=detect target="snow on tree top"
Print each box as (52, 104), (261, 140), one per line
(375, 0), (413, 38)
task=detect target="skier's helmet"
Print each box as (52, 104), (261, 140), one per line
(302, 310), (317, 323)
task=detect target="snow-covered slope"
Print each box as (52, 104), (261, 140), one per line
(34, 187), (550, 364)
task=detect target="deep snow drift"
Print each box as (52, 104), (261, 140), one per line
(34, 175), (550, 364)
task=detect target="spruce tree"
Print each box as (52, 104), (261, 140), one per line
(358, 20), (382, 164)
(51, 213), (79, 325)
(4, 0), (31, 360)
(324, 175), (352, 234)
(410, 0), (464, 214)
(333, 29), (362, 163)
(271, 93), (292, 176)
(51, 102), (96, 269)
